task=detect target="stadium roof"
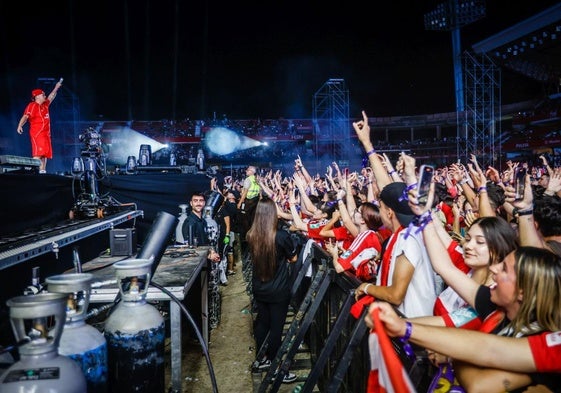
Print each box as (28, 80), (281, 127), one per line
(472, 2), (561, 88)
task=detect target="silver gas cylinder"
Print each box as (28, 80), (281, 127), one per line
(0, 292), (87, 393)
(46, 272), (108, 393)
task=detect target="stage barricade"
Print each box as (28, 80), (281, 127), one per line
(260, 237), (432, 393)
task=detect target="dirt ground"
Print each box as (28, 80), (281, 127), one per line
(165, 266), (304, 393)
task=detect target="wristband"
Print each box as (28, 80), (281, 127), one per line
(407, 211), (433, 238)
(363, 283), (373, 295)
(388, 170), (396, 176)
(366, 149), (376, 157)
(400, 321), (414, 358)
(512, 207), (533, 217)
(477, 186), (487, 193)
(399, 183), (417, 202)
(402, 321), (413, 340)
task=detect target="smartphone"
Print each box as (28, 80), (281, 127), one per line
(514, 167), (527, 201)
(344, 168), (349, 177)
(417, 165), (434, 206)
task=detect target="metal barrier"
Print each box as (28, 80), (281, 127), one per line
(253, 234), (432, 392)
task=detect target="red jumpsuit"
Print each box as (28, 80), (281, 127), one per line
(23, 99), (53, 159)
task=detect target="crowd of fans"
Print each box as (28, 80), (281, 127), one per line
(198, 109), (561, 391)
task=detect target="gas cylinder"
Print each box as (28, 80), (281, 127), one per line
(175, 204), (189, 244)
(104, 258), (165, 393)
(0, 293), (87, 393)
(46, 272), (108, 393)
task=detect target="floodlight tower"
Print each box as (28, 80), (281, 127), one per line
(424, 0), (486, 113)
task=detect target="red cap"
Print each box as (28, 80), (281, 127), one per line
(31, 89), (45, 98)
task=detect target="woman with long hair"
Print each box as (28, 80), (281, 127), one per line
(246, 197), (299, 384)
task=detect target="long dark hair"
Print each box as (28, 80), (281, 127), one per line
(470, 216), (518, 266)
(246, 198), (278, 281)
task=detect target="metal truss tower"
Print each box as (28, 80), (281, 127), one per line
(460, 52), (501, 169)
(312, 79), (350, 168)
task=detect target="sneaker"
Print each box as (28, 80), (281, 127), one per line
(256, 359), (271, 371)
(282, 372), (297, 384)
(227, 270), (236, 276)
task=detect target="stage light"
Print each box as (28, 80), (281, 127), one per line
(126, 156), (137, 174)
(138, 144), (152, 166)
(103, 125), (167, 165)
(204, 127), (262, 156)
(71, 157), (84, 176)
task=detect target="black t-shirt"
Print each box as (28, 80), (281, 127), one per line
(181, 212), (209, 246)
(223, 201), (241, 233)
(474, 285), (510, 334)
(251, 229), (297, 303)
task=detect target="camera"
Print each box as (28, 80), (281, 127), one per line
(78, 127), (102, 153)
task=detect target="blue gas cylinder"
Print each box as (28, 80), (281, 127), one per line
(104, 258), (165, 393)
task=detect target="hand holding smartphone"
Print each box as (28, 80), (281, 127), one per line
(417, 165), (434, 206)
(514, 167), (527, 201)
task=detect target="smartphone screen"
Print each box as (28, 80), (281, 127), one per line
(417, 165), (434, 206)
(514, 167), (526, 200)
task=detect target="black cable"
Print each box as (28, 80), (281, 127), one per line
(150, 281), (219, 393)
(0, 338), (31, 355)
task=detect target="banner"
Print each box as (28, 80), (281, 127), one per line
(367, 308), (416, 393)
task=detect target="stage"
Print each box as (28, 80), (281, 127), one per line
(0, 170), (213, 346)
(0, 171), (212, 238)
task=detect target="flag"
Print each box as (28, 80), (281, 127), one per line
(367, 308), (416, 393)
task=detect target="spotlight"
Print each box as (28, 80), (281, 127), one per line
(71, 157), (84, 176)
(138, 144), (152, 166)
(126, 156), (137, 174)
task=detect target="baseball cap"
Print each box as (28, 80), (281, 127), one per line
(379, 182), (415, 226)
(32, 89), (45, 98)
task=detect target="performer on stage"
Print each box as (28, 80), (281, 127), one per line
(17, 78), (63, 173)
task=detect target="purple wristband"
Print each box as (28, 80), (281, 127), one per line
(400, 321), (414, 358)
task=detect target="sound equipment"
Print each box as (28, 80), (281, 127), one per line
(109, 228), (137, 256)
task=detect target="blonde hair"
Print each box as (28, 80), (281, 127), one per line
(507, 246), (561, 336)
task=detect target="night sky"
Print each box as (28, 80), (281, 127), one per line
(1, 0), (559, 124)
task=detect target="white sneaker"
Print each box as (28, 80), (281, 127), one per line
(39, 170), (46, 174)
(272, 370), (298, 384)
(282, 372), (297, 384)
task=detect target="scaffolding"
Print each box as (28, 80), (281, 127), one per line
(460, 52), (501, 169)
(312, 79), (350, 169)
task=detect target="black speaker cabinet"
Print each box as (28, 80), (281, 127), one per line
(109, 228), (137, 256)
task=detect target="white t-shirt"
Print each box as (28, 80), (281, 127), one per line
(376, 229), (438, 318)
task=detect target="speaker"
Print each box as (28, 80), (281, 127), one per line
(109, 228), (137, 256)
